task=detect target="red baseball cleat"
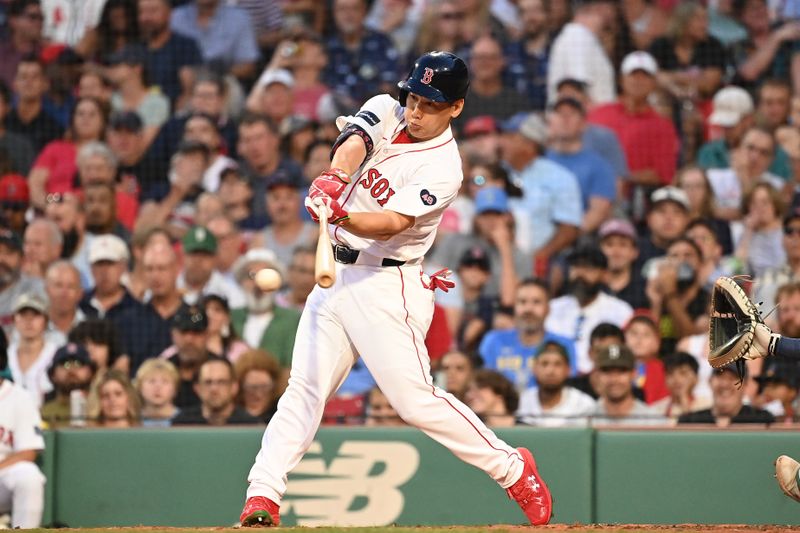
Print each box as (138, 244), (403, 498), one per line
(239, 496), (280, 527)
(506, 447), (553, 525)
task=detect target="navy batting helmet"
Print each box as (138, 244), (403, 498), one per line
(0, 326), (6, 372)
(397, 51), (469, 107)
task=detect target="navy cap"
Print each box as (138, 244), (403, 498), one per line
(108, 44), (146, 66)
(459, 246), (491, 271)
(171, 304), (209, 332)
(109, 111), (143, 132)
(0, 228), (22, 252)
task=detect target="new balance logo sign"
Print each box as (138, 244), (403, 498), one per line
(284, 441), (420, 526)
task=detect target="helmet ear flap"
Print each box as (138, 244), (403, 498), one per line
(399, 89), (408, 107)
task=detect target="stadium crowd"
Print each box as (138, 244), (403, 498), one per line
(2, 0), (800, 436)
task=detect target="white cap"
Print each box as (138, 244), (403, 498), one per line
(233, 247), (286, 281)
(258, 68), (294, 89)
(620, 51), (658, 76)
(709, 87), (754, 127)
(89, 234), (130, 264)
(650, 186), (690, 211)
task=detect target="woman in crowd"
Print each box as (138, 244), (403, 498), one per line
(89, 369), (141, 428)
(734, 182), (787, 278)
(203, 294), (249, 363)
(675, 165), (733, 254)
(465, 369), (519, 427)
(135, 358), (180, 427)
(28, 97), (108, 210)
(68, 319), (127, 377)
(234, 349), (283, 424)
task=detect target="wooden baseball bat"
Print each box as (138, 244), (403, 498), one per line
(315, 209), (336, 288)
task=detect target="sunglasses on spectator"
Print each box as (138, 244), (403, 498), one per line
(784, 226), (800, 236)
(440, 11), (463, 20)
(24, 11), (43, 21)
(46, 193), (65, 205)
(60, 359), (87, 370)
(1, 201), (27, 211)
(199, 379), (232, 387)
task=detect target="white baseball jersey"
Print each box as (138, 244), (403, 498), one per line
(0, 380), (45, 461)
(331, 94), (463, 261)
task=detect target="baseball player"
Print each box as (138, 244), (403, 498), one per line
(239, 51), (552, 527)
(0, 329), (46, 528)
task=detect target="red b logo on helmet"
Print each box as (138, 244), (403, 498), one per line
(421, 67), (434, 85)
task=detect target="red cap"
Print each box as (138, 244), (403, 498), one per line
(463, 115), (498, 139)
(0, 174), (30, 203)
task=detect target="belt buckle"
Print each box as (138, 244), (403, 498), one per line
(333, 245), (350, 264)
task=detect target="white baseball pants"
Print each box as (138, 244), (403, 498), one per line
(0, 461), (45, 528)
(247, 262), (524, 503)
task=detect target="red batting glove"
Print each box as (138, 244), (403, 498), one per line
(424, 268), (456, 293)
(304, 195), (350, 225)
(309, 168), (351, 201)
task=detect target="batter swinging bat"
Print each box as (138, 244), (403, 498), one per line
(315, 209), (335, 288)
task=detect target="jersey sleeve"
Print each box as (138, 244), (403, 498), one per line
(335, 94), (401, 146)
(13, 389), (45, 452)
(383, 164), (462, 218)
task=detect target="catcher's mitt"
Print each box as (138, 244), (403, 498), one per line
(708, 277), (780, 377)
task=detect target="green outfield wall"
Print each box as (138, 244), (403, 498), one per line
(38, 427), (800, 527)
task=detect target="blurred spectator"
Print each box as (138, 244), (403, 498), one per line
(134, 357), (179, 427)
(275, 244), (316, 311)
(454, 246), (498, 352)
(173, 357), (259, 425)
(205, 214), (242, 288)
(411, 0), (467, 60)
(68, 319), (125, 375)
(160, 303), (218, 408)
(679, 365), (774, 426)
(555, 78), (629, 182)
(44, 194), (88, 283)
(588, 52), (679, 218)
(599, 218), (648, 310)
(756, 79), (792, 131)
(250, 179), (316, 268)
(638, 186), (690, 265)
(647, 237), (710, 354)
(22, 218), (62, 279)
(649, 2), (725, 101)
(437, 350), (475, 403)
(218, 169), (254, 226)
(88, 369), (140, 427)
(591, 343), (665, 426)
(0, 0), (44, 87)
(77, 0), (140, 61)
(755, 358), (800, 423)
(229, 0), (283, 52)
(621, 0), (667, 49)
(566, 322), (628, 399)
(41, 0), (106, 48)
(675, 166), (734, 255)
(365, 386), (404, 427)
(7, 293), (57, 406)
(178, 225), (243, 307)
(183, 113), (236, 192)
(237, 113), (303, 222)
(106, 111), (155, 197)
(0, 173), (29, 236)
(546, 97), (616, 233)
(0, 82), (35, 174)
(76, 141), (139, 231)
(27, 97), (107, 210)
(465, 369), (519, 427)
(126, 225), (168, 299)
(504, 0), (552, 112)
(281, 116), (318, 168)
(517, 340), (595, 427)
(43, 260), (83, 346)
(547, 0), (617, 105)
(734, 182), (786, 277)
(41, 342), (96, 428)
(80, 235), (136, 320)
(365, 0), (422, 57)
(108, 45), (170, 147)
(0, 337), (45, 528)
(624, 312), (669, 404)
(771, 282), (800, 340)
(731, 0), (800, 92)
(231, 248), (301, 368)
(323, 0), (400, 104)
(686, 218), (743, 291)
(245, 69), (295, 130)
(479, 278), (576, 392)
(458, 35), (530, 126)
(546, 246), (634, 374)
(708, 0), (748, 46)
(753, 211), (800, 311)
(170, 0), (259, 80)
(700, 87), (792, 180)
(138, 0), (203, 107)
(83, 182), (130, 241)
(5, 56), (63, 152)
(77, 66), (114, 104)
(652, 351), (711, 420)
(234, 348), (282, 423)
(0, 229), (43, 323)
(460, 116), (501, 165)
(202, 294), (248, 362)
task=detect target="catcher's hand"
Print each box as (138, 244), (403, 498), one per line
(708, 277), (781, 375)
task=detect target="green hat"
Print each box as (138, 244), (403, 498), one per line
(182, 226), (217, 254)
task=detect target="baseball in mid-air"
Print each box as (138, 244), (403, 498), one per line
(254, 268), (282, 291)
